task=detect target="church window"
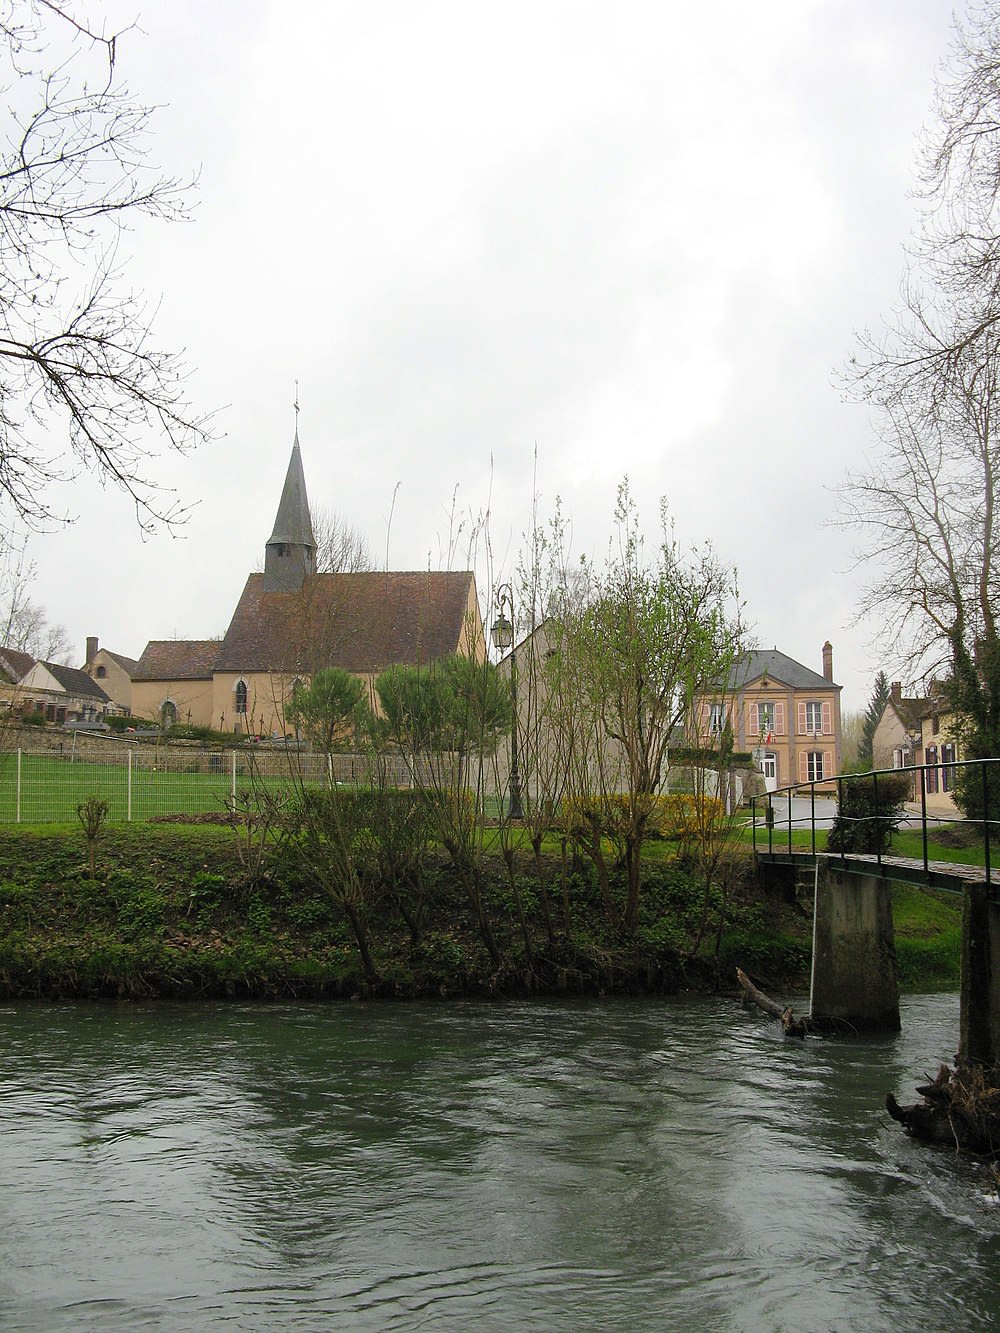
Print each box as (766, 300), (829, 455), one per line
(235, 680), (248, 714)
(95, 665), (106, 679)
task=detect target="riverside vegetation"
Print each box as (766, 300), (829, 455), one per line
(0, 800), (963, 1002)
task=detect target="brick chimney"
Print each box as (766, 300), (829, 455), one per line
(822, 641), (833, 681)
(890, 681), (902, 703)
(85, 636), (98, 665)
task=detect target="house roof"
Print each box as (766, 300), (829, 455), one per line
(40, 663), (111, 702)
(133, 640), (222, 682)
(726, 648), (839, 692)
(99, 649), (140, 676)
(0, 648), (35, 683)
(885, 695), (926, 731)
(214, 571), (478, 675)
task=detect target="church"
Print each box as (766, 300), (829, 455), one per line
(131, 435), (485, 735)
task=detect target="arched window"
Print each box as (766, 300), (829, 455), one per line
(161, 700), (177, 727)
(95, 665), (107, 679)
(235, 680), (248, 714)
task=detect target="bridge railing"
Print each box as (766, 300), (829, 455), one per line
(750, 757), (1000, 886)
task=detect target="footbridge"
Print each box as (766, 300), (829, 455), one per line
(751, 759), (1000, 1066)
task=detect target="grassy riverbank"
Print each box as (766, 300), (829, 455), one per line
(0, 824), (962, 1001)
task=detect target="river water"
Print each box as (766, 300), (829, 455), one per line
(1, 993), (997, 1331)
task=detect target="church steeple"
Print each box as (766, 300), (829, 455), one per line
(263, 422), (317, 592)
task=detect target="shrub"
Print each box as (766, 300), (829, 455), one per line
(826, 773), (911, 854)
(559, 793), (724, 840)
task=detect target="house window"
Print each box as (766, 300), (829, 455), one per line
(235, 680), (248, 714)
(709, 703), (727, 734)
(893, 749), (911, 769)
(941, 742), (957, 792)
(807, 751), (825, 782)
(804, 701), (823, 734)
(925, 744), (939, 794)
(755, 701), (775, 736)
(95, 665), (106, 679)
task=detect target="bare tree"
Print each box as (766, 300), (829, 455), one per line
(842, 329), (1000, 814)
(0, 537), (69, 661)
(311, 507), (373, 573)
(0, 1), (212, 542)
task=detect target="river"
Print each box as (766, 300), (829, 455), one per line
(0, 993), (997, 1331)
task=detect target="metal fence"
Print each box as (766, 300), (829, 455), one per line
(750, 756), (1000, 886)
(0, 747), (424, 824)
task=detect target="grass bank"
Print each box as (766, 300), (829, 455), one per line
(0, 825), (961, 1001)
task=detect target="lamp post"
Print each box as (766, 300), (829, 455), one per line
(490, 583), (524, 820)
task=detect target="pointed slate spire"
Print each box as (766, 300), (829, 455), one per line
(263, 422), (317, 592)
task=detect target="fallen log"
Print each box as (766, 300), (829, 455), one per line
(886, 1061), (1000, 1153)
(735, 967), (809, 1038)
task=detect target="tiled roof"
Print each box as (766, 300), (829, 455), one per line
(43, 663), (111, 701)
(727, 648), (839, 692)
(133, 640), (221, 682)
(214, 571), (477, 674)
(0, 648), (35, 683)
(887, 696), (926, 730)
(103, 649), (140, 675)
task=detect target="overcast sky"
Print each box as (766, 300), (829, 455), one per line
(21, 0), (966, 711)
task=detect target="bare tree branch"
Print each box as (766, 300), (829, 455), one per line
(0, 1), (213, 546)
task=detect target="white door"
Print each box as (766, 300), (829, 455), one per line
(763, 752), (777, 792)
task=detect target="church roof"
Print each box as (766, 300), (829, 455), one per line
(266, 437), (315, 549)
(133, 640), (222, 682)
(214, 571), (478, 674)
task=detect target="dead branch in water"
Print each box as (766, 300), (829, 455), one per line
(735, 967), (809, 1039)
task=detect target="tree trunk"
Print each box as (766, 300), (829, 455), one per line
(343, 900), (379, 986)
(504, 847), (534, 971)
(584, 813), (619, 929)
(531, 833), (556, 944)
(735, 967), (808, 1038)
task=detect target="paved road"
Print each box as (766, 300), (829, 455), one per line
(752, 794), (950, 833)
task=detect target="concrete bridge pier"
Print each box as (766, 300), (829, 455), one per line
(809, 859), (900, 1032)
(960, 884), (1000, 1069)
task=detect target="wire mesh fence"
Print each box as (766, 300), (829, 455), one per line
(0, 748), (425, 824)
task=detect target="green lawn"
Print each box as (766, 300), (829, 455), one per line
(0, 752), (298, 824)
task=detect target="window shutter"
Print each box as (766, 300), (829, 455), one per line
(775, 701), (785, 735)
(822, 700), (833, 735)
(797, 701), (807, 735)
(798, 750), (809, 783)
(825, 750), (833, 779)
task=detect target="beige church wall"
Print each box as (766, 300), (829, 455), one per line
(212, 672), (290, 737)
(460, 586), (487, 663)
(131, 679), (215, 729)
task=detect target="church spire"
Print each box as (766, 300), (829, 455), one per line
(263, 412), (317, 592)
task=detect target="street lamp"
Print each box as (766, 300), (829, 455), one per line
(490, 583), (524, 820)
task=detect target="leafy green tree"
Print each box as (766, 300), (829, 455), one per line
(375, 655), (510, 968)
(552, 483), (744, 933)
(859, 671), (890, 769)
(284, 668), (370, 753)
